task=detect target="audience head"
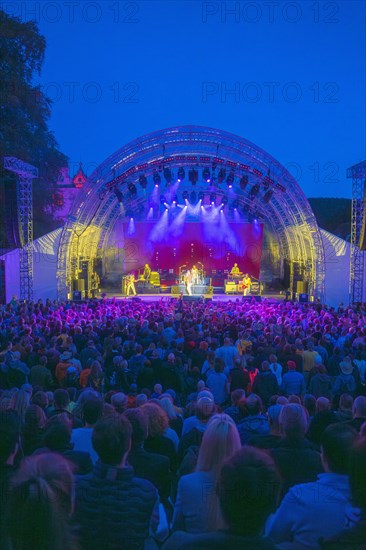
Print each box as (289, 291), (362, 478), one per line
(321, 423), (358, 474)
(4, 453), (75, 550)
(110, 392), (128, 414)
(82, 398), (103, 426)
(53, 389), (70, 411)
(142, 402), (169, 437)
(123, 408), (148, 447)
(279, 404), (308, 439)
(339, 393), (353, 411)
(195, 396), (216, 423)
(353, 396), (366, 419)
(92, 415), (132, 466)
(196, 414), (241, 479)
(217, 447), (281, 536)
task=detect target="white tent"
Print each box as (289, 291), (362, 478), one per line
(1, 227), (365, 306)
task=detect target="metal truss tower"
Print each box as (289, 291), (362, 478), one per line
(348, 160), (366, 304)
(3, 157), (38, 301)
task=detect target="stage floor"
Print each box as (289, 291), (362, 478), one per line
(99, 292), (285, 302)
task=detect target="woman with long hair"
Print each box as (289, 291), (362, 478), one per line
(172, 413), (241, 533)
(9, 389), (31, 425)
(3, 453), (76, 550)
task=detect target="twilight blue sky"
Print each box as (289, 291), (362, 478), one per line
(7, 0), (366, 197)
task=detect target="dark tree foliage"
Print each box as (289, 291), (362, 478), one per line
(0, 9), (68, 249)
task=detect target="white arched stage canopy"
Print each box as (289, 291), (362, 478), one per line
(56, 125), (325, 301)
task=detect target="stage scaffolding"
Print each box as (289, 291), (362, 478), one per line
(3, 157), (38, 301)
(57, 126), (325, 302)
(348, 160), (366, 304)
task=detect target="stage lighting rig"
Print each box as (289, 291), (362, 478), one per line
(217, 169), (226, 184)
(203, 168), (211, 182)
(139, 174), (147, 189)
(226, 172), (234, 189)
(263, 189), (274, 203)
(189, 168), (198, 185)
(128, 183), (137, 195)
(250, 184), (260, 200)
(182, 190), (189, 201)
(114, 188), (124, 204)
(210, 192), (216, 204)
(221, 196), (228, 205)
(240, 175), (249, 190)
(160, 194), (167, 204)
(153, 172), (161, 187)
(198, 191), (205, 201)
(177, 167), (185, 182)
(163, 167), (172, 184)
(231, 199), (239, 210)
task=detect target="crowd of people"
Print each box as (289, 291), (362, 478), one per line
(0, 294), (366, 549)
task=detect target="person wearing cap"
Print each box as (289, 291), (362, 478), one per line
(333, 357), (357, 401)
(281, 361), (306, 397)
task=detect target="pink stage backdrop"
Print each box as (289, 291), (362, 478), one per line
(124, 221), (263, 278)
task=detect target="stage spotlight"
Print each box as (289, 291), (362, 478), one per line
(210, 192), (216, 204)
(182, 190), (189, 201)
(177, 167), (185, 182)
(139, 174), (147, 189)
(163, 167), (172, 183)
(226, 172), (234, 188)
(203, 168), (211, 182)
(198, 191), (205, 201)
(231, 200), (239, 210)
(240, 175), (249, 190)
(114, 188), (123, 204)
(263, 189), (274, 203)
(160, 194), (167, 204)
(189, 169), (198, 185)
(153, 172), (161, 187)
(250, 184), (260, 200)
(172, 195), (178, 204)
(128, 183), (137, 195)
(190, 191), (197, 204)
(217, 169), (226, 184)
(221, 196), (228, 205)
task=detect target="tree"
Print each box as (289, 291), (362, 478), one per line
(0, 8), (68, 249)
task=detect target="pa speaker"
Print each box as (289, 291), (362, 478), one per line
(296, 281), (307, 294)
(72, 290), (82, 301)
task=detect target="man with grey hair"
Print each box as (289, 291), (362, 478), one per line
(111, 392), (128, 414)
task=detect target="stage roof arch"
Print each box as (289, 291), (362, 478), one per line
(57, 125), (325, 300)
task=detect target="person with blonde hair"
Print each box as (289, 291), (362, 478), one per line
(172, 413), (241, 534)
(3, 452), (76, 550)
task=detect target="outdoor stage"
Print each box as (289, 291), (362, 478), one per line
(97, 290), (286, 303)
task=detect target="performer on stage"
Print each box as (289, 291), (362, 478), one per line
(191, 264), (199, 285)
(184, 269), (192, 295)
(142, 263), (151, 282)
(90, 271), (100, 298)
(230, 263), (242, 277)
(242, 273), (252, 296)
(125, 273), (137, 296)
